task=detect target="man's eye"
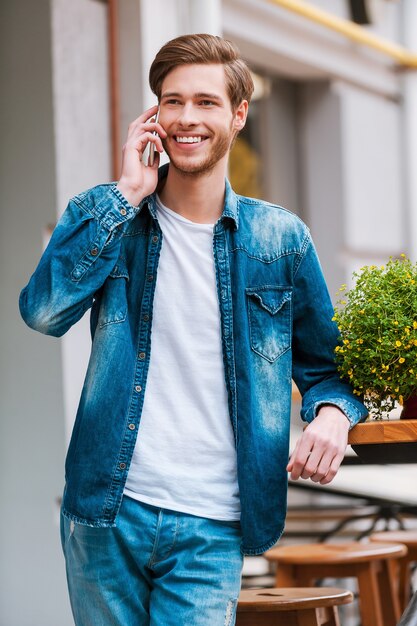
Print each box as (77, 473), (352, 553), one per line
(166, 99), (181, 105)
(199, 100), (215, 106)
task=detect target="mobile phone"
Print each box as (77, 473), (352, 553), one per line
(148, 108), (160, 166)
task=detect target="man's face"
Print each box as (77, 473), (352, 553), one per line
(159, 64), (247, 176)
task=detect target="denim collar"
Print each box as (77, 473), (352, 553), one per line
(140, 164), (239, 230)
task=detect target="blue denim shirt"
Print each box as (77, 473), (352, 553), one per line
(20, 165), (367, 555)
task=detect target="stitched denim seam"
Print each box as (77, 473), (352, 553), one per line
(148, 510), (164, 569)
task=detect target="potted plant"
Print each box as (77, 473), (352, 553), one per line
(333, 255), (417, 462)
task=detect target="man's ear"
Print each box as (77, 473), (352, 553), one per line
(233, 100), (249, 132)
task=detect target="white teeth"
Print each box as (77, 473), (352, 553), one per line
(175, 136), (203, 143)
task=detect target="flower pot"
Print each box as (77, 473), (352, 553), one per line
(401, 396), (417, 419)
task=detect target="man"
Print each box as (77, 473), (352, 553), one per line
(20, 34), (367, 626)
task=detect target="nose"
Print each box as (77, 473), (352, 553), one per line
(177, 103), (199, 127)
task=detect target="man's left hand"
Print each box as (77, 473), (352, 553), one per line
(286, 406), (350, 485)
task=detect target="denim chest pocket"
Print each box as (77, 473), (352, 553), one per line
(246, 286), (292, 362)
(98, 261), (129, 328)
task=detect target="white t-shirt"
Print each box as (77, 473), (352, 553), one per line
(124, 196), (240, 521)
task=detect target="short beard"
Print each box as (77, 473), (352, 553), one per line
(163, 127), (233, 178)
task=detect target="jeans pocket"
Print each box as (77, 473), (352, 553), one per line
(246, 286), (292, 362)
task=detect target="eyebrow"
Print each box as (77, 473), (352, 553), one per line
(161, 91), (224, 103)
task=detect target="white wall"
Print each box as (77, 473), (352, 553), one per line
(0, 1), (72, 624)
(50, 0), (111, 441)
(402, 0), (417, 261)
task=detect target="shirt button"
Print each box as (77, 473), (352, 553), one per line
(138, 352), (145, 360)
(147, 275), (154, 282)
(221, 289), (227, 299)
(91, 248), (98, 256)
(128, 423), (135, 430)
(143, 314), (150, 322)
(152, 235), (159, 243)
(120, 207), (127, 216)
(135, 385), (142, 392)
(119, 462), (127, 470)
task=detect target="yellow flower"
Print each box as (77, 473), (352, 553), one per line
(409, 369), (414, 374)
(400, 253), (406, 258)
(399, 357), (405, 364)
(343, 339), (350, 345)
(394, 321), (399, 326)
(396, 340), (402, 347)
(413, 321), (417, 329)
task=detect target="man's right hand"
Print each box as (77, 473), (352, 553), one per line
(116, 105), (167, 207)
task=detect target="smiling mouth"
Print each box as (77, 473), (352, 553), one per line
(174, 135), (208, 144)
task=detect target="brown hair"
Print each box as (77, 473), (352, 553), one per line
(149, 33), (254, 111)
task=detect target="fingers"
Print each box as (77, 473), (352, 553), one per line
(141, 121), (167, 137)
(122, 112), (166, 165)
(287, 429), (346, 483)
(126, 108), (167, 141)
(136, 131), (164, 154)
(122, 131), (164, 161)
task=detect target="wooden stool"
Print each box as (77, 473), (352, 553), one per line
(370, 530), (417, 611)
(236, 587), (353, 626)
(265, 541), (407, 626)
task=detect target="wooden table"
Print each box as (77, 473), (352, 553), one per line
(348, 418), (417, 463)
(348, 418), (417, 444)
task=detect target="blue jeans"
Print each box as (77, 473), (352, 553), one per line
(61, 496), (243, 625)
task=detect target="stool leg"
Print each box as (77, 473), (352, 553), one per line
(377, 558), (402, 625)
(355, 562), (384, 626)
(316, 606), (340, 626)
(275, 563), (299, 586)
(398, 558), (411, 611)
(276, 564), (316, 587)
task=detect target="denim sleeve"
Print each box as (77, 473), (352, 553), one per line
(291, 234), (368, 428)
(19, 184), (140, 337)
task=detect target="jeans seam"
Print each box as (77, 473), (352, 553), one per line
(148, 510), (163, 569)
(151, 513), (182, 566)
